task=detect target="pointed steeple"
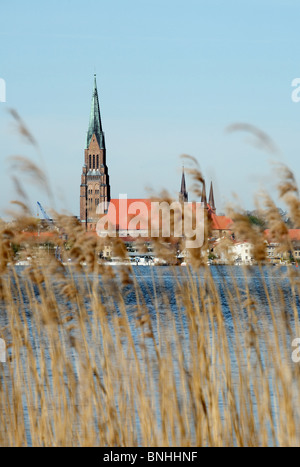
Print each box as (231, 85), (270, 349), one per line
(201, 179), (207, 208)
(208, 181), (216, 213)
(86, 74), (105, 149)
(179, 167), (188, 202)
(81, 76), (111, 229)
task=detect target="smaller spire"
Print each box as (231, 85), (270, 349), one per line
(179, 167), (188, 202)
(209, 181), (216, 213)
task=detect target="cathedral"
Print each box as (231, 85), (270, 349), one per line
(80, 76), (232, 238)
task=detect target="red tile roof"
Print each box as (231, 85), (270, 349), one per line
(105, 199), (233, 232)
(210, 212), (233, 230)
(265, 229), (300, 242)
(107, 199), (152, 230)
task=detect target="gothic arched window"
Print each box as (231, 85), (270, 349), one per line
(89, 155), (91, 169)
(97, 155), (99, 169)
(93, 154), (95, 169)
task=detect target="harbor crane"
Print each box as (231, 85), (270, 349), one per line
(37, 201), (53, 227)
(37, 202), (62, 260)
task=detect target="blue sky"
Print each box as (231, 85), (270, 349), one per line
(1, 0), (300, 217)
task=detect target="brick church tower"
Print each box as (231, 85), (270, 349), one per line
(80, 75), (111, 230)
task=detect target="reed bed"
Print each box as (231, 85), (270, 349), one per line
(0, 114), (300, 446)
(0, 261), (300, 447)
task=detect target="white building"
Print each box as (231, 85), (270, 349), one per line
(229, 242), (253, 265)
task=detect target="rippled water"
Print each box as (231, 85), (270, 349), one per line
(1, 264), (300, 446)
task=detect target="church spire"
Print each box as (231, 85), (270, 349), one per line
(86, 74), (105, 149)
(80, 76), (110, 229)
(209, 181), (216, 213)
(179, 167), (188, 202)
